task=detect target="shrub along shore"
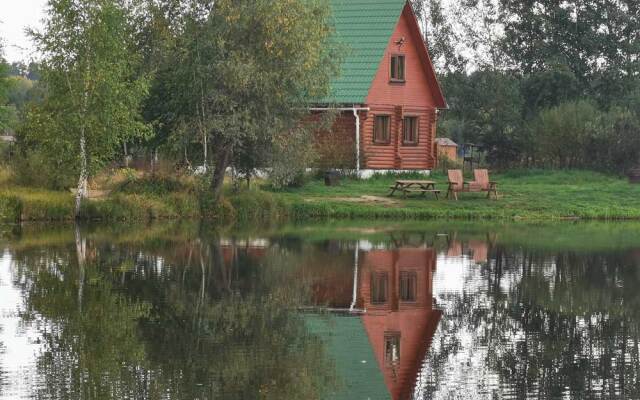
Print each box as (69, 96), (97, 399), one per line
(1, 169), (640, 223)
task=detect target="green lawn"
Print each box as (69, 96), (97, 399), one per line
(270, 170), (640, 220)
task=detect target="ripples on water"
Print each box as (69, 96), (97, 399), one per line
(1, 222), (640, 399)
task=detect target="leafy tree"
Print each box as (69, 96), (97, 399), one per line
(529, 101), (640, 172)
(0, 43), (13, 131)
(24, 0), (150, 214)
(439, 70), (526, 167)
(520, 67), (582, 117)
(156, 0), (340, 201)
(411, 0), (467, 72)
(6, 76), (44, 113)
(499, 0), (640, 103)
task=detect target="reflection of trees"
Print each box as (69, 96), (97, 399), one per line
(9, 226), (336, 400)
(12, 232), (151, 399)
(121, 237), (336, 399)
(423, 247), (640, 399)
(0, 316), (3, 394)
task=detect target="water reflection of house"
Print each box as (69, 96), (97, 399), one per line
(360, 248), (441, 400)
(306, 245), (442, 400)
(443, 237), (490, 263)
(220, 239), (269, 264)
(468, 240), (488, 263)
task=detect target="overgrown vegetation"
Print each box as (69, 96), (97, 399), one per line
(2, 167), (640, 222)
(0, 165), (289, 222)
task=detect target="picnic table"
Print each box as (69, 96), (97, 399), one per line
(388, 180), (441, 199)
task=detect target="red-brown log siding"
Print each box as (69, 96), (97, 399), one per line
(361, 107), (436, 169)
(361, 5), (440, 170)
(359, 248), (441, 400)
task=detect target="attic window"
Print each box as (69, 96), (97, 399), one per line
(384, 332), (401, 365)
(390, 54), (405, 82)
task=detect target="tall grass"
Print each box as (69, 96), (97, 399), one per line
(2, 166), (640, 222)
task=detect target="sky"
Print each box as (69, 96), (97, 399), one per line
(0, 0), (47, 63)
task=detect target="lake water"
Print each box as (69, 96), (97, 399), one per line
(1, 221), (640, 399)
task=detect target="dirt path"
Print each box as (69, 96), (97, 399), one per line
(305, 195), (401, 207)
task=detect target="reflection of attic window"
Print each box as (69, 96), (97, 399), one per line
(384, 332), (401, 366)
(399, 271), (417, 302)
(371, 272), (389, 304)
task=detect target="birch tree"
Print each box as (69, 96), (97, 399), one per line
(0, 42), (12, 130)
(27, 0), (150, 216)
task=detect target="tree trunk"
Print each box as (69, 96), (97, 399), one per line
(202, 123), (208, 170)
(211, 145), (232, 202)
(75, 223), (86, 312)
(123, 142), (129, 168)
(75, 132), (89, 218)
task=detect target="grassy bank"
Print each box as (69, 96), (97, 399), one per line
(272, 169), (640, 220)
(2, 168), (640, 222)
(0, 168), (285, 223)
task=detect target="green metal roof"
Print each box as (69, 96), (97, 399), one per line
(322, 0), (407, 104)
(305, 314), (390, 400)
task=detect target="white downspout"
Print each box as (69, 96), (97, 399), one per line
(350, 241), (360, 313)
(352, 108), (361, 176)
(308, 106), (369, 176)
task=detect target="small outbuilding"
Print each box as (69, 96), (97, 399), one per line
(434, 137), (458, 162)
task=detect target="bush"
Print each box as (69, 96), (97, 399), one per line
(228, 189), (284, 221)
(529, 101), (640, 173)
(116, 172), (193, 196)
(0, 141), (13, 165)
(10, 150), (75, 189)
(437, 154), (463, 174)
(0, 194), (22, 222)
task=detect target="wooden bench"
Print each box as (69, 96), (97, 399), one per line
(388, 179), (439, 199)
(402, 188), (441, 199)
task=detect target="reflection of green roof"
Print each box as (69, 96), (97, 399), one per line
(322, 0), (407, 104)
(305, 314), (390, 400)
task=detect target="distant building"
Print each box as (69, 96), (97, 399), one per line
(435, 137), (458, 162)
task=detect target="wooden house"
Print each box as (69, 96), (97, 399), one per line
(313, 0), (447, 176)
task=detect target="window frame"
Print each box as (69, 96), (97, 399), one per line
(390, 54), (406, 83)
(373, 115), (391, 145)
(371, 272), (389, 305)
(384, 332), (401, 366)
(402, 116), (419, 146)
(399, 271), (418, 302)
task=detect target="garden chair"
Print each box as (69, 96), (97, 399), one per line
(446, 169), (465, 200)
(470, 169), (499, 199)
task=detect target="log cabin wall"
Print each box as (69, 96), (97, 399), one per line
(362, 4), (441, 170)
(312, 111), (357, 169)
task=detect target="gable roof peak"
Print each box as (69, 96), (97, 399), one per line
(322, 0), (408, 104)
